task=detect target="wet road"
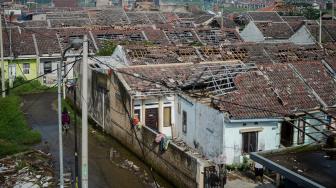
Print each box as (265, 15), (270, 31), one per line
(22, 92), (173, 188)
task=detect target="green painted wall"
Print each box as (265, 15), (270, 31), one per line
(3, 59), (38, 81)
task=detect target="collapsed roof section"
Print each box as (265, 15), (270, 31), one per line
(116, 59), (336, 119)
(118, 60), (254, 97)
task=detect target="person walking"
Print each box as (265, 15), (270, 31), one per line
(62, 107), (71, 135)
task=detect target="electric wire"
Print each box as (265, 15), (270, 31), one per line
(90, 56), (335, 144)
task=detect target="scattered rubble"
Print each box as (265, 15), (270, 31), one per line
(0, 150), (55, 188)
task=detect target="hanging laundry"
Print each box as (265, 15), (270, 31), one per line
(155, 133), (165, 143)
(132, 116), (142, 130)
(155, 133), (171, 153)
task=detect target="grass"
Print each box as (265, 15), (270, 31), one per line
(7, 77), (52, 96)
(0, 96), (41, 157)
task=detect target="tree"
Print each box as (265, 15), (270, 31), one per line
(96, 41), (117, 56)
(302, 7), (320, 20)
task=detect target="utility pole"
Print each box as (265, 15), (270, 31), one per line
(319, 10), (322, 46)
(73, 82), (79, 188)
(63, 61), (67, 99)
(57, 62), (64, 188)
(81, 35), (89, 188)
(1, 14), (5, 98)
(333, 0), (335, 21)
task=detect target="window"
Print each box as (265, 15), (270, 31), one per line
(44, 62), (52, 74)
(23, 63), (30, 74)
(163, 107), (171, 127)
(242, 132), (258, 153)
(134, 109), (141, 122)
(182, 110), (187, 134)
(297, 120), (305, 145)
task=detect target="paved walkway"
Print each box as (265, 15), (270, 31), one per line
(226, 172), (276, 188)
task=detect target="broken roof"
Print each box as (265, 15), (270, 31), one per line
(115, 58), (335, 119)
(118, 60), (252, 96)
(122, 45), (201, 65)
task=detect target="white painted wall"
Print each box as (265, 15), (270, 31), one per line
(174, 95), (282, 164)
(175, 95), (224, 160)
(289, 25), (315, 45)
(223, 121), (280, 164)
(39, 58), (59, 85)
(239, 22), (264, 42)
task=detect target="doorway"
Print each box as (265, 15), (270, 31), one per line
(8, 64), (16, 79)
(145, 108), (159, 131)
(281, 121), (294, 147)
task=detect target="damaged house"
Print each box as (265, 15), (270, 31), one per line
(82, 43), (336, 165)
(114, 60), (336, 164)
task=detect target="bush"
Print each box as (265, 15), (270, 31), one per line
(226, 156), (251, 172)
(96, 41), (117, 56)
(0, 96), (41, 157)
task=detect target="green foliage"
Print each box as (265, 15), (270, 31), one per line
(226, 156), (251, 172)
(302, 7), (321, 20)
(96, 41), (117, 56)
(0, 96), (41, 157)
(190, 41), (203, 46)
(7, 77), (49, 96)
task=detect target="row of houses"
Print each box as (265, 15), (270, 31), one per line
(2, 9), (335, 86)
(2, 6), (335, 187)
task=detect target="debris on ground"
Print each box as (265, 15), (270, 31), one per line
(0, 150), (55, 188)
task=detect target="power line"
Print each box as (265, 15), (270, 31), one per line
(1, 59), (79, 127)
(1, 58), (82, 94)
(90, 56), (335, 144)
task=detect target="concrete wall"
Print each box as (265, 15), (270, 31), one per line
(239, 22), (264, 42)
(175, 95), (224, 161)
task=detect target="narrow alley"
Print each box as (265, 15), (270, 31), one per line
(22, 92), (173, 188)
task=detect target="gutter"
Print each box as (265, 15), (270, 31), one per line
(228, 118), (283, 123)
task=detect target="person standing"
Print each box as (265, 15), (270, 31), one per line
(254, 161), (264, 183)
(62, 107), (71, 135)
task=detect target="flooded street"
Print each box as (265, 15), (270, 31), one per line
(22, 92), (173, 188)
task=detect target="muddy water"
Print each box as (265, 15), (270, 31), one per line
(22, 92), (174, 188)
